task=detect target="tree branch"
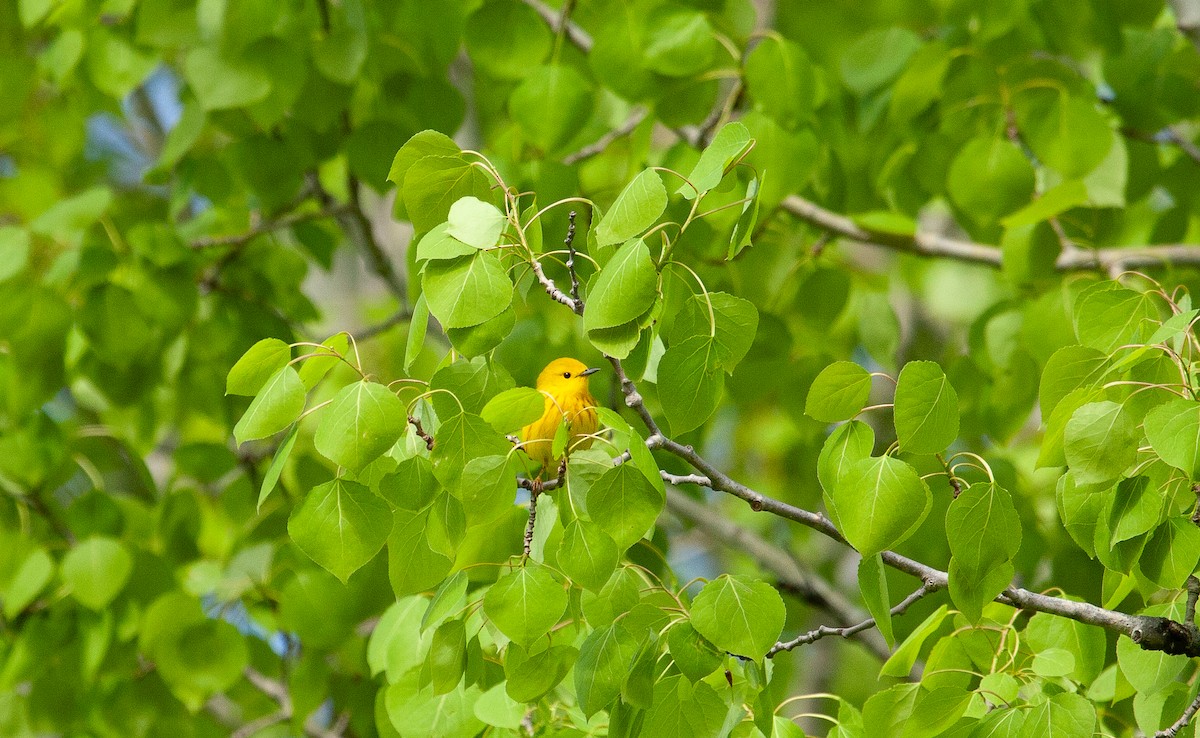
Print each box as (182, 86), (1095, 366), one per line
(522, 0), (592, 51)
(1159, 687), (1200, 737)
(766, 583), (931, 657)
(665, 487), (892, 661)
(190, 205), (347, 249)
(563, 109), (648, 165)
(780, 194), (1200, 273)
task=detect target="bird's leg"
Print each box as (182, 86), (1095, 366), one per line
(523, 476), (543, 560)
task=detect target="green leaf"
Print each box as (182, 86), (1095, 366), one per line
(482, 564), (568, 646)
(595, 170), (668, 247)
(423, 251), (514, 329)
(948, 558), (1013, 625)
(379, 456), (442, 512)
(62, 537), (132, 610)
(505, 644), (578, 702)
(640, 676), (732, 738)
(156, 619), (249, 700)
(1145, 399), (1200, 478)
(817, 420), (875, 494)
(446, 196), (506, 250)
(880, 605), (949, 678)
(1056, 472), (1099, 559)
(690, 574), (785, 659)
(475, 682), (525, 729)
(481, 388), (547, 434)
(728, 174), (761, 259)
(1039, 345), (1108, 418)
(893, 361), (959, 454)
(509, 64), (594, 153)
(643, 7), (716, 77)
(0, 226), (31, 282)
(1117, 600), (1190, 695)
(1017, 95), (1115, 179)
(226, 338), (291, 396)
(385, 672), (483, 737)
(1106, 476), (1162, 545)
(576, 624), (641, 717)
(415, 225), (479, 262)
(587, 321), (644, 360)
(426, 619), (467, 695)
(258, 425), (298, 510)
(457, 454), (521, 526)
(388, 508), (454, 597)
(4, 548), (54, 619)
(865, 684), (973, 738)
(1064, 400), (1139, 485)
(464, 0), (553, 80)
(183, 46), (270, 110)
(314, 381), (408, 472)
(313, 27), (367, 84)
(858, 554), (894, 647)
(658, 335), (723, 434)
(233, 366), (306, 444)
(586, 464), (663, 551)
(666, 622), (723, 682)
(1021, 692), (1097, 738)
(1001, 180), (1090, 229)
(827, 455), (932, 558)
(1026, 610), (1107, 684)
(584, 238), (658, 331)
(402, 155), (495, 233)
(946, 483), (1022, 572)
(1074, 283), (1158, 353)
(947, 137), (1036, 225)
(680, 122), (752, 198)
(670, 292), (759, 372)
(422, 571), (469, 632)
(840, 27), (921, 95)
(431, 411), (512, 490)
(1142, 517), (1200, 589)
(405, 294), (430, 373)
(288, 478), (393, 583)
(744, 36), (815, 129)
(556, 520), (620, 592)
(806, 361), (872, 422)
(298, 333), (350, 390)
(445, 305), (516, 358)
(388, 131), (461, 220)
(87, 29), (158, 98)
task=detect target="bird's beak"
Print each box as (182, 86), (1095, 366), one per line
(579, 367), (601, 377)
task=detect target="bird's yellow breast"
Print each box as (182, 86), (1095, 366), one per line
(520, 389), (598, 470)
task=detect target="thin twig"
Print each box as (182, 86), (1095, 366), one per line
(1159, 687), (1200, 737)
(564, 211), (581, 308)
(408, 416), (434, 451)
(357, 308), (414, 341)
(767, 583), (932, 657)
(232, 711), (289, 738)
(562, 109), (648, 164)
(190, 206), (346, 249)
(522, 0), (592, 51)
(529, 257), (584, 315)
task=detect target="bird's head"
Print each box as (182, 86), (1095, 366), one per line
(537, 357), (600, 395)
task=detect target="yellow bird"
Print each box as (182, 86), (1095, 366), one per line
(520, 358), (601, 476)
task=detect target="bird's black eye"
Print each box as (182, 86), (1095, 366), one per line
(562, 372), (571, 379)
